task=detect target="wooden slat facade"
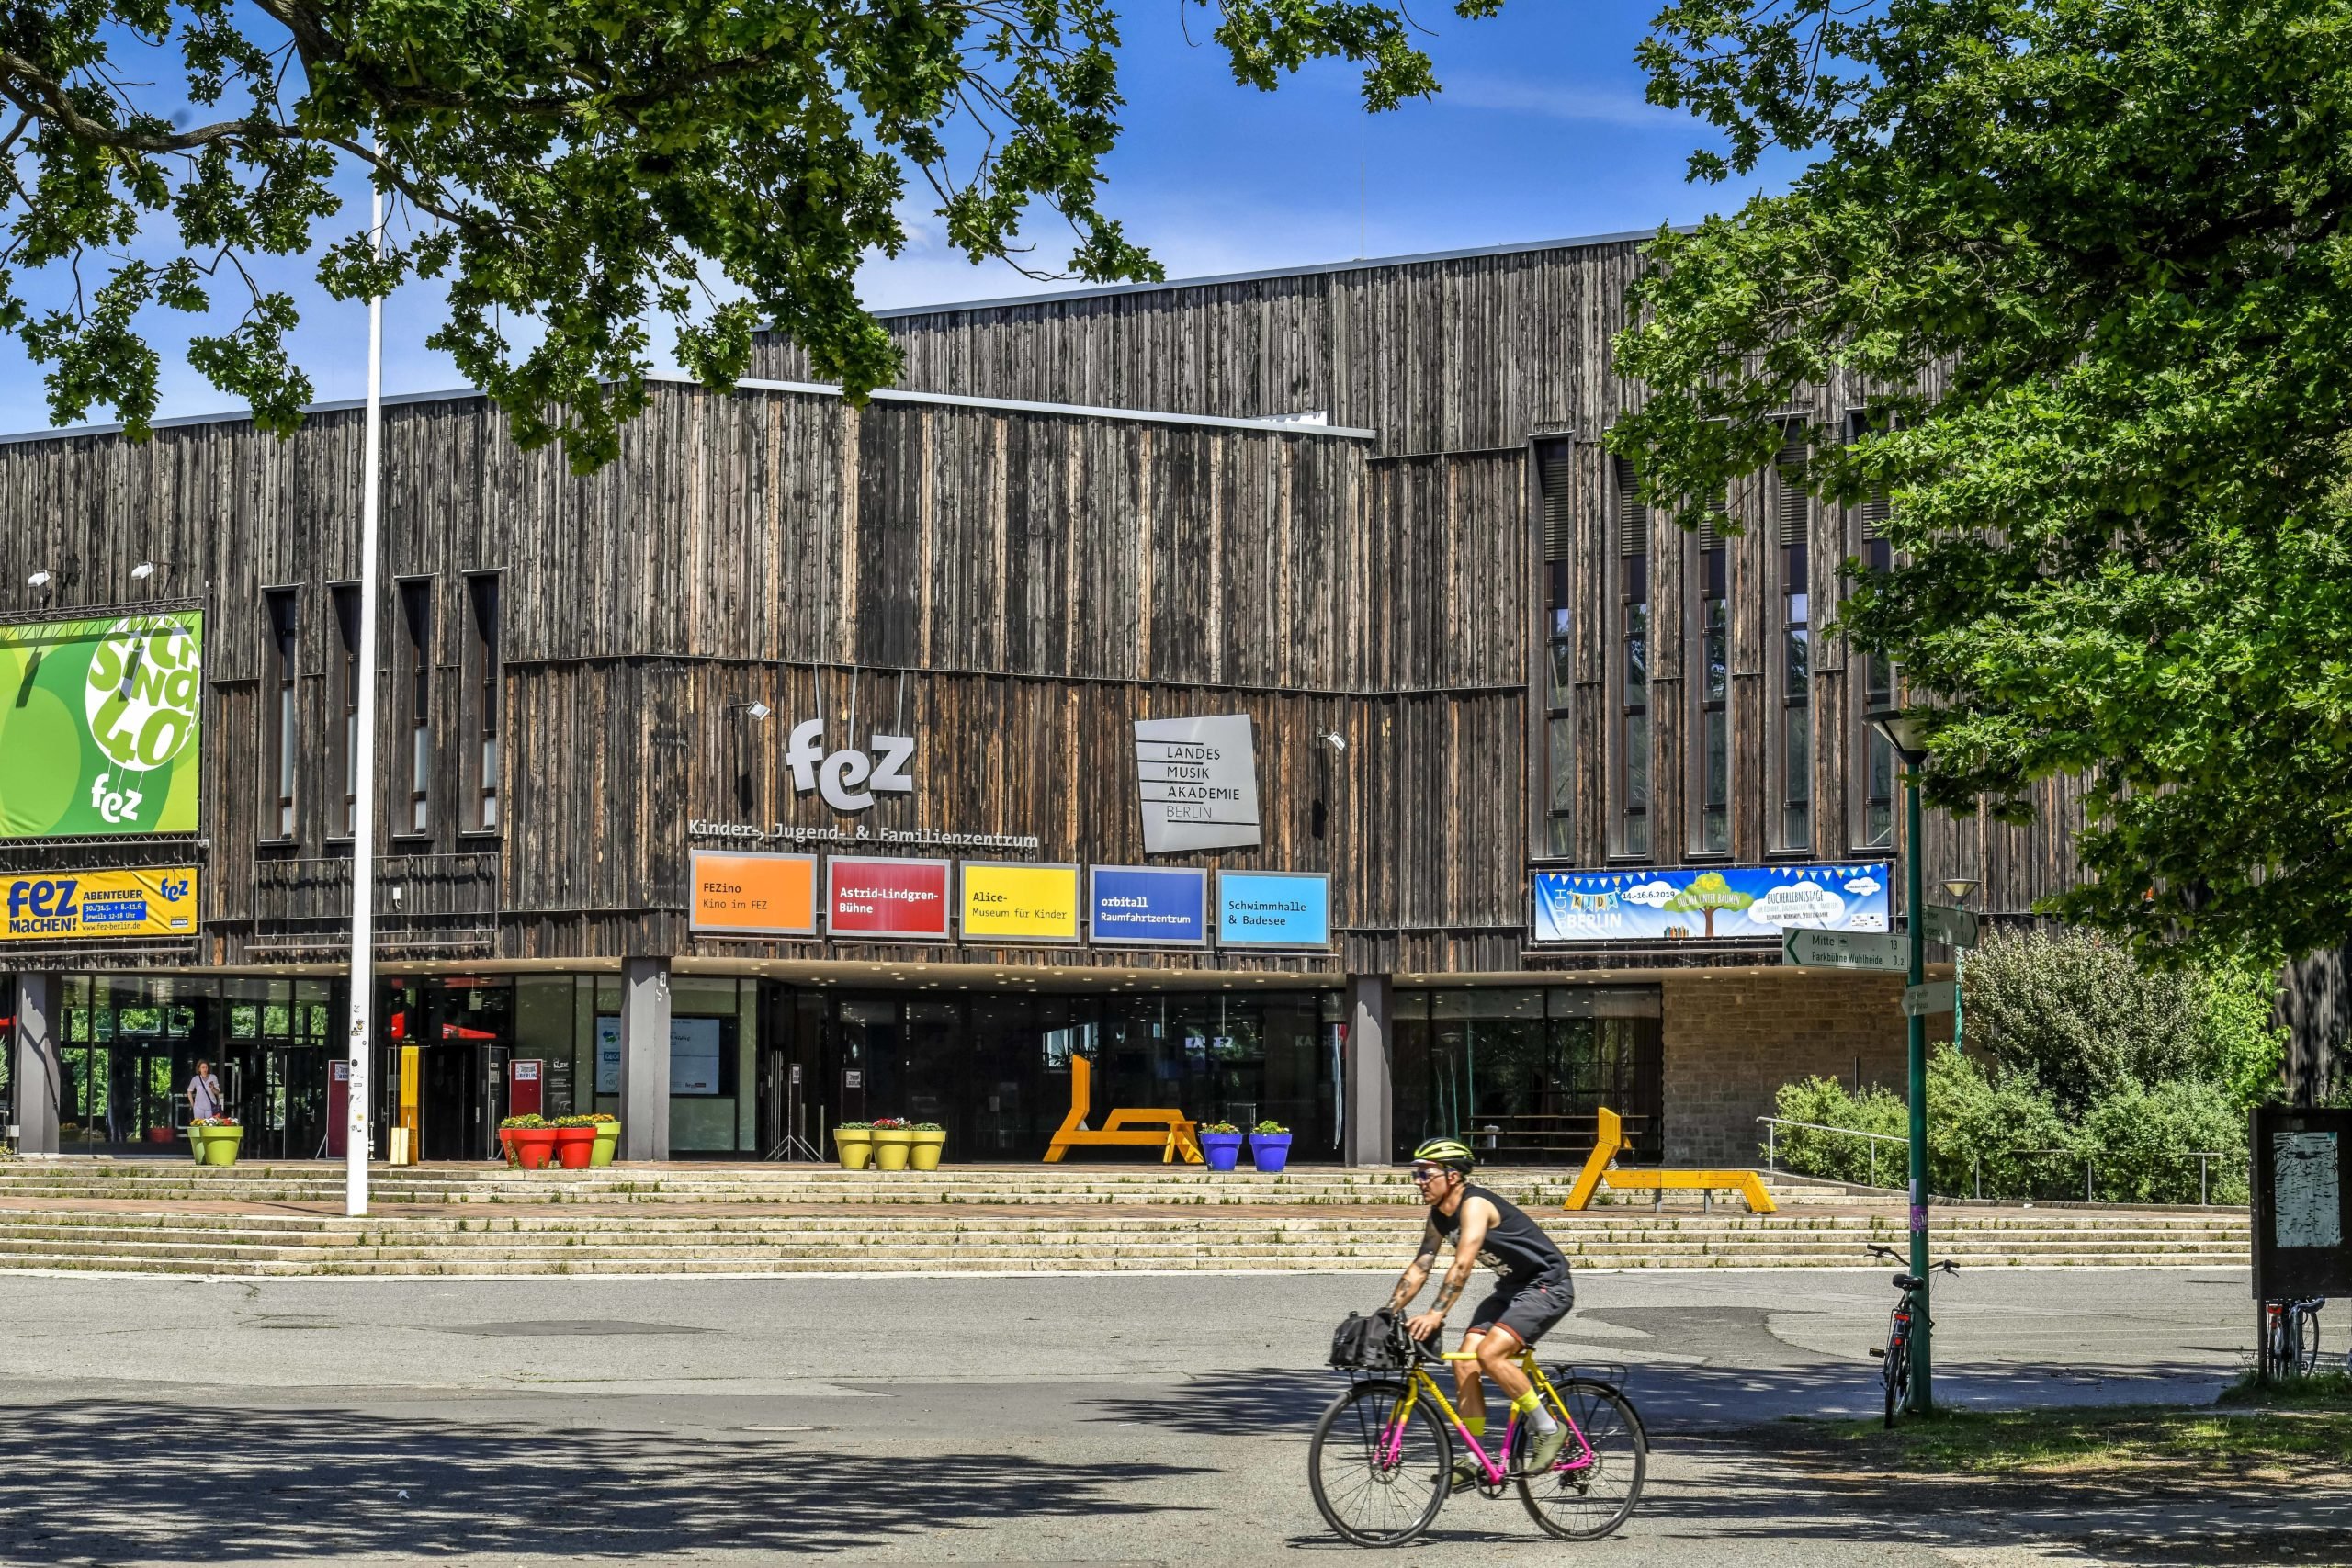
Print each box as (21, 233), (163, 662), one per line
(0, 378), (1530, 976)
(756, 238), (2087, 923)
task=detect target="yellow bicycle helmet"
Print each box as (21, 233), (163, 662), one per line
(1411, 1136), (1476, 1173)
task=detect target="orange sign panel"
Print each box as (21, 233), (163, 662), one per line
(690, 851), (818, 936)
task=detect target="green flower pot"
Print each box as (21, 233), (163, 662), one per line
(590, 1123), (620, 1167)
(192, 1125), (243, 1168)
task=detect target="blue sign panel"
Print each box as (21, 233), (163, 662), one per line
(1089, 864), (1209, 947)
(1532, 863), (1892, 944)
(1217, 871), (1331, 947)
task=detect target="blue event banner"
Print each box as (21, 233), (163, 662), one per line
(1089, 864), (1209, 946)
(1532, 863), (1892, 944)
(1217, 871), (1331, 947)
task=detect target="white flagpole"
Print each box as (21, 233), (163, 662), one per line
(345, 131), (387, 1219)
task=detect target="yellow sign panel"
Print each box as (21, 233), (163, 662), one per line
(960, 862), (1082, 942)
(2, 866), (198, 942)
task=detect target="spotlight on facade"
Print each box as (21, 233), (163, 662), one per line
(1318, 730), (1346, 751)
(130, 561), (156, 581)
(728, 700), (773, 721)
(27, 570), (52, 590)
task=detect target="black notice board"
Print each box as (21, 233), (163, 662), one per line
(2251, 1105), (2352, 1300)
(546, 1058), (575, 1119)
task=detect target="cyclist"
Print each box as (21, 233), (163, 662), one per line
(1385, 1136), (1576, 1479)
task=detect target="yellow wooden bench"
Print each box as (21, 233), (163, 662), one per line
(1563, 1107), (1776, 1214)
(1042, 1053), (1205, 1165)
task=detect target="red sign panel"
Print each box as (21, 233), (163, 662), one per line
(826, 856), (953, 941)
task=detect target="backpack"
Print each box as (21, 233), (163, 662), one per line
(1328, 1308), (1416, 1371)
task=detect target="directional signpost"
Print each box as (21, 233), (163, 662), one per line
(1781, 928), (1907, 972)
(1902, 980), (1958, 1017)
(1923, 904), (1980, 950)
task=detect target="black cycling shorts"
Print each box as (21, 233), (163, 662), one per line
(1467, 1278), (1574, 1347)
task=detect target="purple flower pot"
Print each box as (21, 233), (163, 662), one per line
(1249, 1132), (1294, 1173)
(1200, 1132), (1245, 1172)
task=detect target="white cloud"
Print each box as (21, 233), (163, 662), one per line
(1437, 73), (1682, 130)
(1843, 875), (1883, 897)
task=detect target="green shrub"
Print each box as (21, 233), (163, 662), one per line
(1922, 1046), (2075, 1199)
(2081, 1078), (2248, 1204)
(1768, 1076), (1907, 1185)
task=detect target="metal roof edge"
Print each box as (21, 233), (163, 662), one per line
(725, 376), (1375, 439)
(846, 226), (1690, 322)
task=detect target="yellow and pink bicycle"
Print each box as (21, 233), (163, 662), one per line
(1309, 1337), (1646, 1546)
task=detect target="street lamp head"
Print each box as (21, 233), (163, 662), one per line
(1867, 701), (1933, 767)
(1942, 877), (1980, 905)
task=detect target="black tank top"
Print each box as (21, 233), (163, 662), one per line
(1430, 1184), (1571, 1293)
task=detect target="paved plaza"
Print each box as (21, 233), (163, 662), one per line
(3, 1263), (2337, 1566)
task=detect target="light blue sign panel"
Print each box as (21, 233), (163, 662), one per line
(1217, 871), (1330, 947)
(1532, 863), (1892, 944)
(1090, 864), (1209, 947)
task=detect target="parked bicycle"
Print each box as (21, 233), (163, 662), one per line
(1311, 1322), (1645, 1546)
(1866, 1243), (1956, 1427)
(2263, 1296), (2326, 1380)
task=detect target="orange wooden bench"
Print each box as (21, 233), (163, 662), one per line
(1042, 1054), (1204, 1164)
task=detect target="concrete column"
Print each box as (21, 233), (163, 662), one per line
(11, 974), (62, 1156)
(1344, 973), (1394, 1167)
(616, 957), (671, 1162)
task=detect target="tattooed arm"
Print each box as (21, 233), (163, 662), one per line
(1386, 1218), (1444, 1315)
(1406, 1201), (1491, 1343)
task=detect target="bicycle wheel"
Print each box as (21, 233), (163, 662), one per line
(1883, 1338), (1908, 1427)
(2297, 1310), (2320, 1377)
(1308, 1379), (1453, 1548)
(1518, 1378), (1646, 1542)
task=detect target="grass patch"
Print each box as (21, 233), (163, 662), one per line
(1802, 1378), (2352, 1477)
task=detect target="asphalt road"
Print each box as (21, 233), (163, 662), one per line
(0, 1265), (2324, 1567)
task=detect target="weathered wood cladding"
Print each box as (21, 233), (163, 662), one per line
(0, 378), (1539, 972)
(764, 241), (2086, 919)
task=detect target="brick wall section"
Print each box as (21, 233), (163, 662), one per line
(1659, 968), (1953, 1168)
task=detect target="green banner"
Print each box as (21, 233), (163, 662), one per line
(0, 612), (203, 839)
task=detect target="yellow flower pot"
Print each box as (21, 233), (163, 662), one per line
(834, 1126), (875, 1170)
(871, 1126), (914, 1171)
(910, 1128), (946, 1171)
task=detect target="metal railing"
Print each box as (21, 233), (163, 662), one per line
(1758, 1116), (1908, 1190)
(1762, 1117), (2233, 1204)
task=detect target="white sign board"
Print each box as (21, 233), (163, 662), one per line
(2274, 1131), (2344, 1251)
(1134, 714), (1261, 853)
(1783, 929), (1907, 972)
(595, 1016), (621, 1094)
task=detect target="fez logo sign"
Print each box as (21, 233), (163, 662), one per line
(786, 720), (915, 812)
(4, 866), (199, 942)
(0, 613), (204, 839)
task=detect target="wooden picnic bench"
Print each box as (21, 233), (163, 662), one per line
(1042, 1053), (1205, 1165)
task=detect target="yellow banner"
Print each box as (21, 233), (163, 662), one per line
(2, 866), (199, 942)
(960, 863), (1081, 942)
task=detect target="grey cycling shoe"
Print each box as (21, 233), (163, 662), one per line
(1524, 1424), (1569, 1473)
(1450, 1455), (1483, 1493)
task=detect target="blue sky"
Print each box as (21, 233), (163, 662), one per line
(0, 2), (1802, 436)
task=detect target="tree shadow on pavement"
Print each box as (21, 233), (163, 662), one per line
(1651, 1424), (2352, 1568)
(0, 1399), (1209, 1563)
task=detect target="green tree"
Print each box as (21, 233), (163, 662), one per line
(0, 1), (1501, 469)
(1960, 927), (2284, 1113)
(1660, 870), (1753, 937)
(1612, 0), (2352, 962)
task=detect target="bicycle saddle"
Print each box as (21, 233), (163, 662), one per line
(1894, 1273), (1922, 1290)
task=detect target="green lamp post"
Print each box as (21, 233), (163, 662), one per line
(1870, 701), (1937, 1415)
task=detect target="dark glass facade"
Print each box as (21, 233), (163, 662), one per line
(1390, 986), (1664, 1165)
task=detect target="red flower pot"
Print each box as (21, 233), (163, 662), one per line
(552, 1126), (596, 1169)
(513, 1128), (560, 1169)
(498, 1129), (519, 1167)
